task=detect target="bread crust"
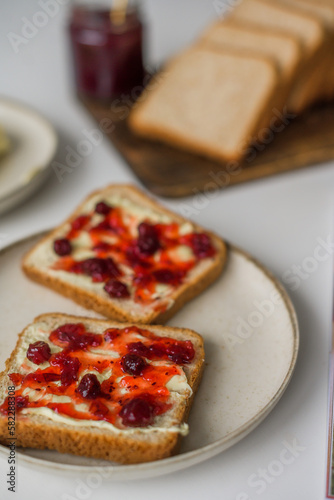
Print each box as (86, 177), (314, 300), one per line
(0, 313), (205, 464)
(22, 184), (227, 324)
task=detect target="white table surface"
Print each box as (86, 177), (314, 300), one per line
(1, 1), (334, 499)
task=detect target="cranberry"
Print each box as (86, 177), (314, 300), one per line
(95, 201), (112, 215)
(119, 397), (154, 427)
(136, 222), (160, 256)
(104, 279), (130, 299)
(50, 323), (102, 351)
(53, 238), (72, 256)
(127, 342), (150, 358)
(121, 354), (147, 376)
(50, 352), (81, 386)
(166, 341), (195, 365)
(189, 233), (215, 259)
(16, 396), (29, 410)
(77, 374), (101, 399)
(71, 215), (90, 231)
(80, 257), (120, 282)
(153, 269), (180, 285)
(27, 341), (51, 365)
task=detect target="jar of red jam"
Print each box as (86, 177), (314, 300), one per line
(68, 0), (145, 101)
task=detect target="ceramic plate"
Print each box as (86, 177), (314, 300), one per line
(0, 232), (299, 480)
(0, 98), (57, 214)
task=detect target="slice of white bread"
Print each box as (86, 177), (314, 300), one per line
(200, 20), (302, 83)
(199, 19), (302, 121)
(276, 0), (334, 103)
(22, 184), (227, 324)
(229, 0), (326, 113)
(129, 46), (279, 162)
(0, 313), (205, 464)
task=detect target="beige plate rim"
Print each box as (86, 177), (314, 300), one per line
(0, 232), (299, 480)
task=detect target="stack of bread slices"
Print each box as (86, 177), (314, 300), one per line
(130, 0), (334, 163)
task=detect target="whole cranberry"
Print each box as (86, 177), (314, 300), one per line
(119, 398), (154, 427)
(104, 279), (130, 299)
(53, 238), (72, 256)
(136, 222), (160, 256)
(121, 354), (147, 376)
(77, 374), (101, 399)
(189, 233), (215, 259)
(95, 201), (112, 215)
(27, 341), (51, 365)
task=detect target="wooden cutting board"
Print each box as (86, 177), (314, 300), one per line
(81, 98), (334, 198)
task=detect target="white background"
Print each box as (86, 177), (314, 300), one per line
(1, 1), (334, 499)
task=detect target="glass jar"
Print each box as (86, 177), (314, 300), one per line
(68, 0), (145, 101)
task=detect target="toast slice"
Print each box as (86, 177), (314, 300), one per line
(276, 0), (334, 103)
(0, 313), (205, 464)
(200, 20), (302, 83)
(129, 46), (279, 162)
(229, 0), (326, 113)
(22, 184), (227, 324)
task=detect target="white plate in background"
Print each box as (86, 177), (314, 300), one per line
(0, 98), (57, 214)
(0, 233), (299, 480)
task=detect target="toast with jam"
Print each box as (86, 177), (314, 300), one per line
(22, 184), (227, 324)
(0, 313), (204, 463)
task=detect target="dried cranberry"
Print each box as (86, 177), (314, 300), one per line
(77, 374), (101, 399)
(166, 341), (195, 365)
(27, 341), (51, 365)
(104, 279), (130, 299)
(119, 397), (154, 427)
(50, 352), (81, 386)
(136, 222), (160, 256)
(80, 257), (120, 282)
(121, 354), (147, 376)
(95, 201), (112, 215)
(189, 233), (215, 259)
(127, 342), (150, 358)
(16, 396), (29, 410)
(153, 269), (179, 285)
(50, 323), (102, 351)
(71, 215), (90, 231)
(53, 238), (72, 256)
